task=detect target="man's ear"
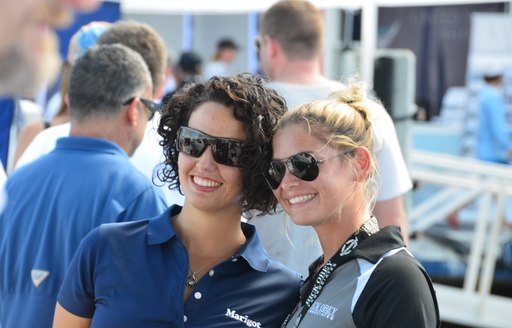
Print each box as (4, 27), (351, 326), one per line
(354, 147), (371, 181)
(266, 35), (279, 58)
(125, 98), (139, 127)
(155, 77), (164, 100)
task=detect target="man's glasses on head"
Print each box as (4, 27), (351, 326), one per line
(255, 37), (263, 60)
(123, 97), (159, 121)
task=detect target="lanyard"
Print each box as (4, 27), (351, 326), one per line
(282, 217), (380, 328)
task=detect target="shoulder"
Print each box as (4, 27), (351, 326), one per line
(372, 250), (430, 286)
(243, 223), (303, 287)
(352, 249), (439, 327)
(76, 220), (152, 256)
(97, 219), (151, 241)
(364, 98), (394, 136)
(355, 250), (439, 323)
(267, 256), (303, 285)
(16, 122), (70, 169)
(18, 120), (46, 144)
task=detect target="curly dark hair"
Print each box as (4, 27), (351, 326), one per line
(157, 73), (286, 216)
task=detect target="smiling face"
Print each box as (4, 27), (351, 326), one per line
(271, 123), (360, 229)
(179, 101), (246, 214)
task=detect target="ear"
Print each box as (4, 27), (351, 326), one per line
(155, 75), (165, 100)
(125, 98), (139, 127)
(354, 147), (371, 181)
(266, 35), (280, 59)
(64, 94), (70, 108)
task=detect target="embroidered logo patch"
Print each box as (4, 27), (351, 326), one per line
(31, 269), (50, 287)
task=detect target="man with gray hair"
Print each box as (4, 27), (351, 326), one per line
(0, 44), (168, 328)
(14, 20), (184, 206)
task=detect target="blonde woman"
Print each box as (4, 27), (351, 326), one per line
(265, 82), (440, 327)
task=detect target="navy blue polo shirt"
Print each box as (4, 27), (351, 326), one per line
(0, 136), (168, 328)
(58, 205), (302, 327)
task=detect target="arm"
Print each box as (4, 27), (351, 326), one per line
(57, 228), (99, 323)
(53, 302), (91, 328)
(368, 101), (412, 243)
(11, 121), (45, 169)
(373, 195), (408, 246)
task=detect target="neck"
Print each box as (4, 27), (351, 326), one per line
(173, 202), (246, 258)
(70, 119), (135, 156)
(314, 208), (367, 266)
(271, 57), (327, 85)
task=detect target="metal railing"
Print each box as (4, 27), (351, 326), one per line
(409, 150), (512, 328)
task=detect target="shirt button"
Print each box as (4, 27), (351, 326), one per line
(194, 292), (202, 299)
(231, 257), (238, 262)
(184, 315), (188, 322)
(209, 269), (215, 276)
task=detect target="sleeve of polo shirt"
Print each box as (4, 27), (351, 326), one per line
(352, 251), (440, 328)
(57, 227), (100, 318)
(120, 186), (168, 222)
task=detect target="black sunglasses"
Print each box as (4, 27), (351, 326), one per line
(123, 97), (160, 121)
(255, 37), (262, 60)
(177, 126), (246, 167)
(264, 151), (354, 190)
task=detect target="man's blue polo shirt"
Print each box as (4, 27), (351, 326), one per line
(0, 136), (168, 328)
(58, 205), (302, 327)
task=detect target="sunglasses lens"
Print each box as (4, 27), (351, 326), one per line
(289, 153), (319, 181)
(177, 127), (245, 167)
(140, 98), (159, 121)
(266, 160), (286, 189)
(211, 139), (244, 167)
(177, 127), (207, 157)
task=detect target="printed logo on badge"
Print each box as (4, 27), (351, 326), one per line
(31, 269), (50, 287)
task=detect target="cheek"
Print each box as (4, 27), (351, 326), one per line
(271, 189), (282, 202)
(177, 154), (194, 177)
(225, 168), (244, 190)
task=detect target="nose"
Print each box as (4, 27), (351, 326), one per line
(278, 167), (299, 190)
(195, 145), (217, 169)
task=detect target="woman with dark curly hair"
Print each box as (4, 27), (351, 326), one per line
(54, 73), (302, 327)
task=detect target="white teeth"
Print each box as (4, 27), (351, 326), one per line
(193, 176), (222, 188)
(289, 194), (315, 204)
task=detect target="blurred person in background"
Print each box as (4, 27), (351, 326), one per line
(0, 0), (100, 213)
(203, 38), (239, 80)
(174, 51), (203, 91)
(476, 67), (512, 164)
(0, 0), (100, 96)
